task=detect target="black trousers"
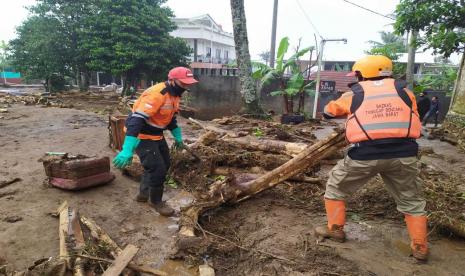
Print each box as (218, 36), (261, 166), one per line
(422, 110), (439, 126)
(135, 139), (170, 203)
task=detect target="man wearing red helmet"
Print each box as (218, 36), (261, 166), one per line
(113, 67), (198, 216)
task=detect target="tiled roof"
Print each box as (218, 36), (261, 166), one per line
(309, 71), (357, 92)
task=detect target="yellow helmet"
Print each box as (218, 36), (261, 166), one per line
(350, 55), (393, 78)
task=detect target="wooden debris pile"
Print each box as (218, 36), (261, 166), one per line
(5, 201), (167, 276)
(0, 94), (74, 108)
(421, 168), (465, 238)
(173, 127), (347, 253)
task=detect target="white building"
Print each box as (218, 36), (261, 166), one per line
(171, 14), (236, 66)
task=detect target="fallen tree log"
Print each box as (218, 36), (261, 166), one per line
(213, 167), (321, 184)
(189, 117), (310, 156)
(178, 130), (346, 240)
(221, 136), (307, 157)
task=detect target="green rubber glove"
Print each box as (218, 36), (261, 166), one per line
(113, 136), (140, 168)
(170, 127), (185, 150)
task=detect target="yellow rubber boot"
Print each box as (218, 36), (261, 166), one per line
(314, 199), (346, 242)
(405, 214), (429, 262)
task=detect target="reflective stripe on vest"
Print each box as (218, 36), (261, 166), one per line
(345, 79), (421, 143)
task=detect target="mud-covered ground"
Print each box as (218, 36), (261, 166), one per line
(1, 90), (465, 275)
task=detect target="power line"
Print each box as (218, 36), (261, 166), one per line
(295, 0), (323, 39)
(341, 0), (395, 21)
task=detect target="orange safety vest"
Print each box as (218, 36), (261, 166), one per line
(126, 82), (180, 140)
(345, 79), (421, 143)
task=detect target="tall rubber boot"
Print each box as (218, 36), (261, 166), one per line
(149, 187), (174, 217)
(314, 199), (346, 242)
(405, 214), (429, 262)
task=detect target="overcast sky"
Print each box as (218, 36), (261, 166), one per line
(0, 0), (460, 64)
(166, 0), (402, 61)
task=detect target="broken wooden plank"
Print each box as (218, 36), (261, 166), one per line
(69, 209), (85, 276)
(80, 216), (166, 275)
(126, 264), (168, 276)
(58, 201), (71, 269)
(76, 254), (168, 276)
(102, 244), (139, 276)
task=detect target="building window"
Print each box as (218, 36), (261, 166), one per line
(216, 49), (221, 59)
(224, 51), (229, 61)
(206, 47), (211, 57)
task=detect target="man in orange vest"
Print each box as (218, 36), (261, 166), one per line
(112, 67), (198, 217)
(314, 56), (428, 262)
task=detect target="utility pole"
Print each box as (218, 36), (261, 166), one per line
(312, 38), (347, 119)
(406, 30), (418, 90)
(269, 0), (278, 68)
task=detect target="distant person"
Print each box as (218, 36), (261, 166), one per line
(112, 67), (199, 216)
(315, 55), (428, 262)
(416, 91), (431, 121)
(422, 96), (440, 127)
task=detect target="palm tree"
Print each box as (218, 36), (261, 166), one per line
(368, 31), (407, 53)
(230, 0), (263, 114)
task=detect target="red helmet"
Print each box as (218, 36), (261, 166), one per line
(168, 67), (198, 85)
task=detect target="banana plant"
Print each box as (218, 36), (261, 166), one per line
(252, 37), (313, 114)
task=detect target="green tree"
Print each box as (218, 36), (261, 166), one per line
(394, 0), (465, 57)
(0, 41), (10, 69)
(230, 0), (263, 114)
(81, 0), (190, 95)
(414, 66), (458, 94)
(10, 0), (190, 94)
(394, 0), (465, 114)
(31, 0), (97, 90)
(9, 16), (70, 92)
(252, 37), (313, 114)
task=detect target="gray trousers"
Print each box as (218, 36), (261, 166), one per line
(325, 155), (426, 216)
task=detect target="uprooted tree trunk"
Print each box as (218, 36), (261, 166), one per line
(221, 136), (307, 157)
(177, 129), (346, 241)
(188, 117), (309, 156)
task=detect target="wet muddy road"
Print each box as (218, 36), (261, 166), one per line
(0, 105), (195, 273)
(1, 104), (464, 275)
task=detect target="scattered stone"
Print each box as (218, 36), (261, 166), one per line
(3, 215), (23, 223)
(0, 109), (8, 113)
(199, 264), (215, 276)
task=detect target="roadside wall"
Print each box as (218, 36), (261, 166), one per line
(187, 75), (339, 120)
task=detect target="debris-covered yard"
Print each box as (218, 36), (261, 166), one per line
(1, 90), (465, 275)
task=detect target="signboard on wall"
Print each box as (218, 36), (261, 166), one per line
(319, 80), (336, 93)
